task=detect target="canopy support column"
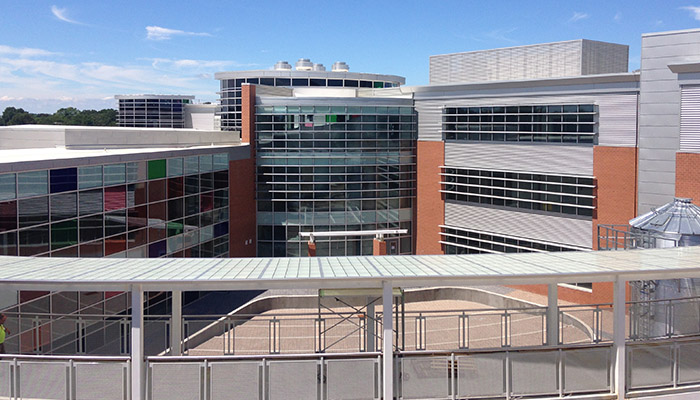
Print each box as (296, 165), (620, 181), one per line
(131, 286), (144, 400)
(546, 283), (559, 345)
(367, 298), (375, 352)
(382, 281), (393, 400)
(171, 290), (182, 356)
(613, 278), (626, 400)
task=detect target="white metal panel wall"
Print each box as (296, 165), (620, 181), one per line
(415, 93), (638, 146)
(681, 85), (700, 152)
(444, 202), (592, 248)
(444, 142), (594, 176)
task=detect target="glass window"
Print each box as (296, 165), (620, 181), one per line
(127, 205), (148, 231)
(213, 153), (228, 171)
(184, 156), (199, 175)
(79, 240), (103, 257)
(149, 201), (166, 222)
(49, 168), (77, 193)
(105, 233), (127, 256)
(51, 192), (77, 221)
(19, 225), (49, 256)
(79, 166), (102, 189)
(19, 196), (48, 227)
(185, 175), (199, 195)
(18, 170), (48, 197)
(104, 185), (126, 211)
(0, 201), (17, 232)
(104, 164), (126, 186)
(79, 214), (104, 242)
(0, 231), (17, 255)
(168, 177), (183, 199)
(199, 155), (213, 173)
(126, 162), (147, 182)
(148, 159), (167, 180)
(105, 210), (127, 237)
(167, 158), (183, 177)
(200, 192), (214, 212)
(51, 220), (78, 250)
(200, 173), (214, 191)
(149, 240), (167, 258)
(148, 179), (166, 202)
(214, 171), (228, 190)
(168, 198), (184, 220)
(0, 173), (16, 201)
(79, 189), (103, 216)
(127, 228), (148, 249)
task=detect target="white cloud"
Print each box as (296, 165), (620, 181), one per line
(614, 12), (622, 22)
(568, 12), (589, 23)
(51, 5), (82, 25)
(145, 26), (212, 41)
(681, 6), (700, 20)
(0, 45), (56, 58)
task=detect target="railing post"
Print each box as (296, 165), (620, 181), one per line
(131, 285), (144, 400)
(547, 284), (559, 345)
(171, 290), (182, 356)
(382, 281), (393, 400)
(613, 278), (626, 400)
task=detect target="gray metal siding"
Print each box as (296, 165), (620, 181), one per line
(637, 30), (700, 212)
(415, 93), (638, 146)
(680, 85), (700, 152)
(444, 202), (592, 249)
(444, 142), (594, 176)
(430, 40), (628, 85)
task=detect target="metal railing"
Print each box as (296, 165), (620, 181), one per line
(597, 224), (678, 251)
(0, 354), (129, 400)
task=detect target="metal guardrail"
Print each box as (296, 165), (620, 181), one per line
(0, 354), (129, 400)
(2, 337), (700, 399)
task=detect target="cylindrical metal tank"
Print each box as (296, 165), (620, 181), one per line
(628, 198), (700, 339)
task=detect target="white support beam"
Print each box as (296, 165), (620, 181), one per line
(382, 281), (393, 400)
(171, 290), (182, 356)
(546, 283), (559, 345)
(613, 279), (626, 400)
(131, 286), (144, 400)
(367, 297), (375, 352)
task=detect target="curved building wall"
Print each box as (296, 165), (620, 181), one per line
(217, 71), (405, 131)
(254, 98), (416, 257)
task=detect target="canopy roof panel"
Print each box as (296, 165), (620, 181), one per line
(0, 247), (699, 291)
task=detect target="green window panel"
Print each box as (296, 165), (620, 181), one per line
(148, 159), (167, 180)
(51, 219), (78, 250)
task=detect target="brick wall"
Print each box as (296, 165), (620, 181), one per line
(592, 146), (638, 250)
(228, 157), (256, 257)
(676, 152), (700, 205)
(416, 140), (445, 254)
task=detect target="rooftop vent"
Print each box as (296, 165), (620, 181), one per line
(312, 63), (326, 71)
(274, 61), (292, 70)
(332, 61), (349, 72)
(295, 58), (313, 71)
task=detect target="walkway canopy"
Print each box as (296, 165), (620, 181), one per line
(0, 246), (699, 291)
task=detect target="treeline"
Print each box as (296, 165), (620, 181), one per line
(0, 107), (117, 126)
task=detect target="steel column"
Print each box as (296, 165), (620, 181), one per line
(547, 283), (559, 345)
(131, 286), (144, 400)
(382, 281), (393, 400)
(613, 279), (626, 399)
(367, 297), (375, 352)
(171, 290), (182, 356)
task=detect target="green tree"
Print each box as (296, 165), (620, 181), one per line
(8, 112), (35, 125)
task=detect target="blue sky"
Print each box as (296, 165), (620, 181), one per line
(1, 1), (699, 113)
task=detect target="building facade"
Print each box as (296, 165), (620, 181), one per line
(116, 95), (194, 128)
(0, 126), (248, 259)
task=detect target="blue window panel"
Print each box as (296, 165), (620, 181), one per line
(149, 240), (167, 258)
(214, 222), (228, 237)
(50, 168), (77, 193)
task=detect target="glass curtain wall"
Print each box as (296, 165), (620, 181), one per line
(255, 103), (416, 257)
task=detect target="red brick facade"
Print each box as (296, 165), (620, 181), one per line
(415, 140), (445, 255)
(676, 152), (700, 206)
(228, 158), (256, 257)
(228, 84), (257, 257)
(592, 146), (638, 250)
